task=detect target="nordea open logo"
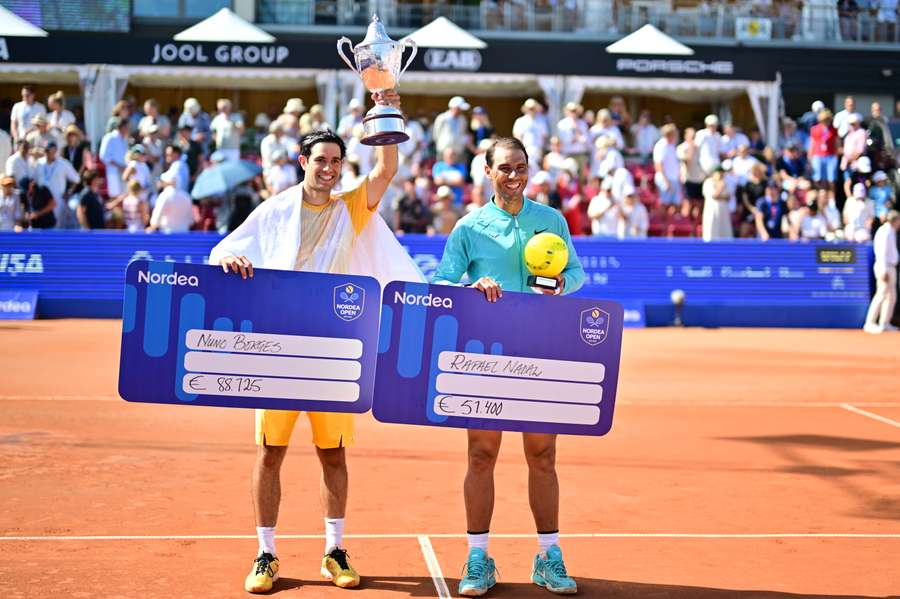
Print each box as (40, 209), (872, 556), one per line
(137, 270), (199, 287)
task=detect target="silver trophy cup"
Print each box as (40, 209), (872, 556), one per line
(337, 14), (417, 146)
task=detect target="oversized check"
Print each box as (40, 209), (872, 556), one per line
(118, 261), (380, 412)
(372, 282), (623, 436)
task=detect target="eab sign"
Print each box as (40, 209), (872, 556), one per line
(424, 48), (482, 71)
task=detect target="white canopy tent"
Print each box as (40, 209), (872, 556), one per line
(605, 24), (693, 56)
(401, 16), (487, 49)
(173, 8), (275, 43)
(0, 5), (48, 37)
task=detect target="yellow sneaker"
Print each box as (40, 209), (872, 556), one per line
(320, 547), (360, 588)
(244, 552), (279, 593)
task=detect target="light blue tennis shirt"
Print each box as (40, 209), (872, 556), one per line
(433, 197), (585, 294)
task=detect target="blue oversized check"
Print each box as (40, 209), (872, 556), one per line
(118, 261), (381, 412)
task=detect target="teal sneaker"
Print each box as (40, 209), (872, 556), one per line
(532, 545), (577, 594)
(458, 547), (497, 596)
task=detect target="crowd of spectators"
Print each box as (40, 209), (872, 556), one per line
(0, 83), (897, 245)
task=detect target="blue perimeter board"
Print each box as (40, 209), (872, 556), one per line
(373, 282), (624, 436)
(118, 261), (381, 412)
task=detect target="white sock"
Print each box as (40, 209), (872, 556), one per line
(325, 517), (345, 553)
(537, 531), (559, 554)
(467, 531), (489, 553)
(257, 526), (276, 557)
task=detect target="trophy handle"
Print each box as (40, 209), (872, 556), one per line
(336, 37), (359, 75)
(399, 38), (418, 78)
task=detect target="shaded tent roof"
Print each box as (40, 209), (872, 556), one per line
(605, 24), (693, 55)
(402, 16), (486, 49)
(174, 7), (275, 43)
(0, 5), (48, 37)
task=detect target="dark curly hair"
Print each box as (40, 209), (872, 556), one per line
(300, 130), (347, 160)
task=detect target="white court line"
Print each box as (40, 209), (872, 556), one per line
(418, 535), (451, 599)
(841, 403), (900, 429)
(3, 395), (900, 409)
(2, 533), (899, 541)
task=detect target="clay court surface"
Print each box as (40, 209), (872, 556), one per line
(1, 320), (898, 599)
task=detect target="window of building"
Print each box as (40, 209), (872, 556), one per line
(133, 0), (230, 20)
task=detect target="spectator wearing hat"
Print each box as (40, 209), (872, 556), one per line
(870, 170), (895, 223)
(754, 180), (789, 240)
(5, 139), (33, 189)
(630, 110), (660, 162)
(808, 109), (839, 191)
(283, 97), (306, 120)
(864, 210), (900, 333)
(677, 127), (705, 204)
(702, 166), (734, 241)
(432, 147), (467, 209)
(62, 125), (91, 176)
(35, 141), (79, 228)
(177, 98), (211, 154)
(590, 109), (624, 151)
(433, 96), (471, 157)
(76, 169), (108, 230)
(799, 100), (826, 133)
(557, 103), (592, 170)
(264, 148), (297, 197)
(10, 85), (46, 143)
(617, 186), (648, 239)
(833, 96), (863, 139)
(299, 104), (330, 136)
(100, 118), (130, 200)
(469, 106), (494, 147)
(46, 91), (75, 147)
(654, 124), (682, 208)
(210, 98), (245, 163)
(844, 182), (875, 242)
(0, 175), (22, 231)
(337, 98), (364, 142)
(122, 144), (153, 204)
(25, 114), (53, 151)
(694, 114), (723, 176)
(513, 98), (550, 163)
(431, 185), (459, 235)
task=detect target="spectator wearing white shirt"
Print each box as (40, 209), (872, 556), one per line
(587, 179), (619, 238)
(794, 195), (830, 241)
(556, 102), (592, 169)
(469, 138), (493, 206)
(45, 91), (75, 148)
(542, 136), (568, 185)
(591, 135), (624, 180)
(432, 96), (470, 157)
(25, 115), (53, 151)
(99, 118), (130, 199)
(617, 186), (649, 239)
(721, 123), (750, 158)
(864, 211), (899, 333)
(35, 142), (79, 228)
(210, 98), (245, 162)
(731, 144), (760, 184)
(345, 123), (374, 175)
(833, 96), (863, 139)
(10, 85), (46, 143)
(694, 114), (723, 176)
(121, 145), (153, 204)
(0, 128), (11, 175)
(630, 110), (660, 161)
(653, 124), (682, 207)
(265, 149), (298, 196)
(5, 140), (33, 188)
(260, 121), (288, 173)
(513, 98), (550, 164)
(337, 98), (364, 142)
(138, 99), (172, 140)
(843, 182), (875, 242)
(0, 175), (22, 231)
(161, 145), (191, 194)
(149, 166), (195, 233)
(590, 109), (624, 150)
(610, 166), (635, 203)
(397, 116), (425, 179)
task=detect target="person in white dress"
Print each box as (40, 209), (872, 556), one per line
(864, 211), (899, 333)
(99, 118), (130, 200)
(701, 167), (734, 241)
(694, 114), (723, 176)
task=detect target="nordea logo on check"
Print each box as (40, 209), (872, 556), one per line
(394, 290), (453, 308)
(334, 283), (366, 321)
(137, 269), (199, 287)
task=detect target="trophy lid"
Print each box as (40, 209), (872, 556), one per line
(358, 14), (396, 47)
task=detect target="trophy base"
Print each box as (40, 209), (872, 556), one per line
(361, 106), (408, 146)
(527, 274), (559, 291)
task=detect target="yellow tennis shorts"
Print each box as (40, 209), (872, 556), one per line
(255, 409), (355, 449)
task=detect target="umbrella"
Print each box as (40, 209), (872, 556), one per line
(191, 160), (262, 199)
